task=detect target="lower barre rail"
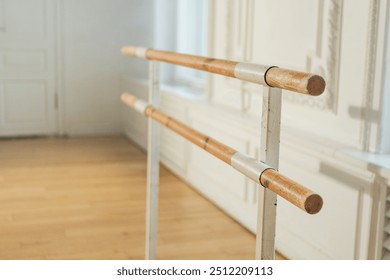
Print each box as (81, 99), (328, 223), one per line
(121, 92), (323, 214)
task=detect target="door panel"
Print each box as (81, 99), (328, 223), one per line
(2, 81), (47, 124)
(0, 0), (56, 136)
(3, 50), (47, 74)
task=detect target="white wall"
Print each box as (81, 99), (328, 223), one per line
(61, 0), (154, 135)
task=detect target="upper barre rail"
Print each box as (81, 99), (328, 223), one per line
(121, 92), (323, 215)
(122, 45), (326, 96)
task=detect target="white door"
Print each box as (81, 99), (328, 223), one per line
(0, 0), (57, 136)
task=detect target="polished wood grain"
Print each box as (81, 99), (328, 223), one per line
(0, 136), (285, 260)
(146, 49), (237, 78)
(143, 107), (237, 164)
(261, 169), (323, 215)
(121, 46), (237, 78)
(122, 46), (326, 95)
(265, 67), (325, 96)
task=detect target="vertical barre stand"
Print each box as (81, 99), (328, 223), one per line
(257, 87), (282, 259)
(146, 61), (160, 260)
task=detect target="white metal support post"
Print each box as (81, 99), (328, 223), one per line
(145, 61), (160, 260)
(256, 87), (282, 260)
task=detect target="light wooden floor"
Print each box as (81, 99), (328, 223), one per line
(0, 136), (284, 260)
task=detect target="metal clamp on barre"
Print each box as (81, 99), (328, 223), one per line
(121, 92), (323, 215)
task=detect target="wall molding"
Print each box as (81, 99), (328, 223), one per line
(284, 0), (343, 112)
(215, 0), (344, 113)
(362, 0), (381, 152)
(223, 0), (256, 112)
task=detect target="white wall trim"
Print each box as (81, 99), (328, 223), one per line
(284, 0), (343, 112)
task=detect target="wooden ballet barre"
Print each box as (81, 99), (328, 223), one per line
(122, 46), (326, 96)
(121, 92), (323, 214)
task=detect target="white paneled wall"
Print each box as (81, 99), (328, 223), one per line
(122, 0), (390, 259)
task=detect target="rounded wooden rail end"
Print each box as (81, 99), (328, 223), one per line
(265, 67), (326, 96)
(260, 169), (323, 214)
(304, 193), (323, 215)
